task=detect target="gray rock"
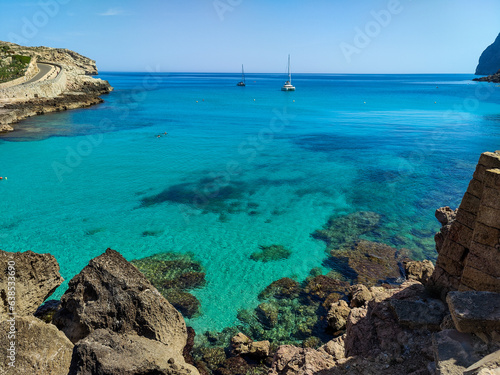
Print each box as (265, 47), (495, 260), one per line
(447, 291), (500, 333)
(389, 298), (446, 331)
(432, 329), (487, 375)
(68, 329), (199, 375)
(0, 315), (73, 375)
(464, 349), (500, 375)
(0, 250), (63, 317)
(53, 248), (188, 358)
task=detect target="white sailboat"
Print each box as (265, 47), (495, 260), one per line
(281, 54), (295, 91)
(237, 64), (246, 86)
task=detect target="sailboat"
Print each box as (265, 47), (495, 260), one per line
(237, 64), (246, 86)
(281, 54), (295, 91)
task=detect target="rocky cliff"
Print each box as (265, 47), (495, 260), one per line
(0, 41), (112, 132)
(476, 33), (500, 75)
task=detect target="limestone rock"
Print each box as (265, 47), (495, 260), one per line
(0, 315), (73, 375)
(320, 334), (346, 361)
(432, 329), (487, 375)
(327, 300), (351, 332)
(389, 298), (446, 330)
(465, 349), (500, 375)
(68, 329), (199, 375)
(53, 248), (188, 356)
(230, 332), (252, 355)
(434, 206), (457, 254)
(258, 277), (301, 300)
(269, 345), (336, 375)
(230, 332), (270, 358)
(476, 33), (500, 75)
(0, 250), (63, 317)
(349, 284), (373, 307)
(447, 291), (500, 333)
(404, 260), (435, 284)
(248, 340), (270, 358)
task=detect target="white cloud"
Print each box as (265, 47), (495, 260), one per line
(98, 8), (123, 16)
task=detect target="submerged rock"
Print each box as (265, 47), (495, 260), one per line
(258, 278), (301, 300)
(329, 240), (406, 286)
(0, 250), (63, 317)
(53, 248), (188, 353)
(250, 244), (292, 262)
(311, 211), (381, 250)
(131, 252), (205, 318)
(304, 275), (349, 303)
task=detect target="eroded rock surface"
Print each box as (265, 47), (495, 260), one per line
(0, 249), (63, 317)
(53, 248), (188, 354)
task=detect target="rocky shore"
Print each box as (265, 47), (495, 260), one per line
(0, 41), (112, 133)
(473, 69), (500, 83)
(0, 151), (499, 375)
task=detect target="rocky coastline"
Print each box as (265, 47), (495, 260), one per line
(473, 69), (500, 83)
(1, 151), (499, 375)
(0, 41), (112, 133)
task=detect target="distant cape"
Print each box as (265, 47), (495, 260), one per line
(475, 32), (500, 75)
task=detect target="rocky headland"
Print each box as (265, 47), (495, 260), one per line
(0, 151), (499, 374)
(475, 33), (500, 76)
(0, 41), (112, 133)
(473, 69), (500, 83)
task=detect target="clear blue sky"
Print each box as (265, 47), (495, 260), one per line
(0, 0), (499, 73)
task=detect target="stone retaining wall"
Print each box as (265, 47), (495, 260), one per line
(0, 56), (39, 89)
(430, 151), (500, 295)
(0, 62), (66, 100)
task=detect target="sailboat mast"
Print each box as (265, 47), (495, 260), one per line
(288, 54), (291, 83)
(242, 64), (245, 83)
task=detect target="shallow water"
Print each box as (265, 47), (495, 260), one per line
(0, 73), (499, 332)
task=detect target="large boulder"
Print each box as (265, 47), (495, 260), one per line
(327, 300), (351, 332)
(269, 345), (336, 375)
(404, 260), (435, 284)
(0, 315), (73, 374)
(68, 329), (198, 375)
(446, 291), (500, 333)
(53, 248), (188, 356)
(0, 250), (63, 317)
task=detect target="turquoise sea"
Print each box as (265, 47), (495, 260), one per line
(1, 73), (499, 332)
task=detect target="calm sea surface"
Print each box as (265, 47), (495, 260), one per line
(1, 73), (499, 331)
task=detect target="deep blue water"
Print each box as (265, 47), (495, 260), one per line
(0, 73), (499, 331)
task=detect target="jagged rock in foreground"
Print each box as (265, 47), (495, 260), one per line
(53, 248), (199, 375)
(475, 33), (500, 75)
(0, 315), (73, 374)
(54, 249), (187, 346)
(447, 291), (500, 333)
(69, 329), (197, 375)
(429, 151), (500, 296)
(0, 249), (63, 317)
(269, 345), (337, 375)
